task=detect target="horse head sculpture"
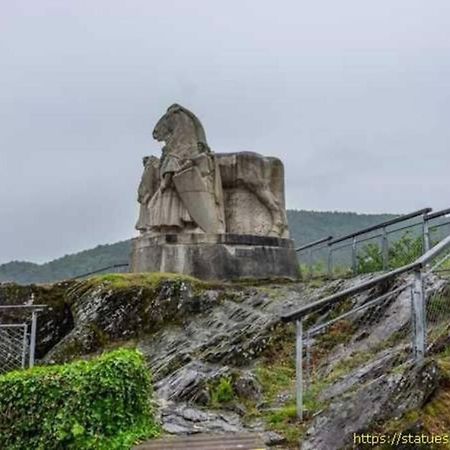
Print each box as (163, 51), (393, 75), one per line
(152, 104), (209, 152)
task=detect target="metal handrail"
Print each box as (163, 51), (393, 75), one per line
(71, 263), (130, 280)
(282, 234), (450, 322)
(307, 284), (409, 335)
(327, 208), (431, 246)
(295, 236), (333, 252)
(426, 207), (450, 221)
(296, 206), (450, 277)
(296, 207), (450, 256)
(416, 234), (450, 266)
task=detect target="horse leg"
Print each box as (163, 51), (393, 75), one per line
(248, 182), (286, 236)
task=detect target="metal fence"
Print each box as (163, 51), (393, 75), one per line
(0, 264), (129, 375)
(0, 305), (46, 375)
(297, 207), (450, 278)
(71, 262), (130, 280)
(283, 233), (450, 420)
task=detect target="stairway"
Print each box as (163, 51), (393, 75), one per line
(134, 432), (267, 450)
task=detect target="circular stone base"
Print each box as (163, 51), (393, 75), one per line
(131, 233), (299, 281)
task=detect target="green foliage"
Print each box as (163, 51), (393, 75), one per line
(255, 364), (295, 402)
(90, 272), (203, 290)
(357, 232), (424, 273)
(0, 349), (158, 449)
(210, 376), (235, 405)
(356, 242), (384, 273)
(388, 232), (423, 268)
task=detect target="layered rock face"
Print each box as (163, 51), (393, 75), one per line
(1, 273), (448, 449)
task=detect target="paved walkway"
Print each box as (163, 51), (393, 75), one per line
(134, 432), (267, 450)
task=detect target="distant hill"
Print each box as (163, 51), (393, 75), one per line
(0, 210), (399, 285)
(0, 241), (132, 285)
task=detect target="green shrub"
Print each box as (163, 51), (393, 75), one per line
(210, 376), (235, 405)
(388, 232), (423, 268)
(357, 232), (424, 274)
(357, 242), (384, 273)
(0, 349), (158, 449)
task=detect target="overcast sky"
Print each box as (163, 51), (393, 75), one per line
(1, 0), (449, 264)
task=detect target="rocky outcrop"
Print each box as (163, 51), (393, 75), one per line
(302, 359), (439, 450)
(1, 272), (448, 449)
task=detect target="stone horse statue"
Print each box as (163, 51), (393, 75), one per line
(136, 104), (288, 238)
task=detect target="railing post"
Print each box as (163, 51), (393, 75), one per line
(381, 226), (389, 270)
(305, 330), (311, 389)
(327, 246), (333, 278)
(29, 311), (37, 368)
(351, 236), (358, 275)
(21, 325), (28, 369)
(296, 319), (303, 421)
(411, 269), (426, 361)
(423, 214), (431, 253)
(308, 249), (313, 278)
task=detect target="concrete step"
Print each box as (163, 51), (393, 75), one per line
(134, 432), (267, 450)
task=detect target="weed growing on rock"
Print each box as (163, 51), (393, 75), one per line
(209, 376), (235, 406)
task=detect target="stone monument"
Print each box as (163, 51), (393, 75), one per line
(131, 103), (298, 280)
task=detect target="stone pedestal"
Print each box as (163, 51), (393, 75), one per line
(131, 233), (299, 281)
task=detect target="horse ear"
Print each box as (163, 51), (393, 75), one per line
(168, 103), (182, 113)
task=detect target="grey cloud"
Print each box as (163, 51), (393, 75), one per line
(1, 0), (449, 263)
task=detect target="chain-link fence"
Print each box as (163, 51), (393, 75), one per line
(284, 233), (450, 420)
(0, 324), (28, 374)
(297, 207), (450, 278)
(303, 283), (415, 392)
(423, 246), (450, 355)
(0, 305), (45, 375)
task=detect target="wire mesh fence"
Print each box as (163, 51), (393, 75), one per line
(0, 324), (28, 374)
(285, 233), (450, 420)
(423, 247), (450, 355)
(0, 305), (45, 375)
(297, 207), (450, 279)
(299, 282), (416, 416)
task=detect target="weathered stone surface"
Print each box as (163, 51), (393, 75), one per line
(138, 105), (289, 239)
(233, 371), (262, 401)
(215, 151), (289, 238)
(132, 104), (295, 280)
(160, 402), (243, 435)
(148, 104), (225, 235)
(155, 361), (231, 404)
(301, 360), (439, 450)
(131, 233), (299, 280)
(136, 156), (160, 232)
(317, 347), (404, 402)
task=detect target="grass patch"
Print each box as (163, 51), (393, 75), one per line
(265, 402), (303, 444)
(209, 376), (235, 407)
(90, 272), (205, 289)
(255, 364), (295, 402)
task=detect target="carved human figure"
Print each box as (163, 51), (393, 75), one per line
(135, 155), (160, 232)
(147, 104), (225, 234)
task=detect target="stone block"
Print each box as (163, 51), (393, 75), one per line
(131, 233), (298, 281)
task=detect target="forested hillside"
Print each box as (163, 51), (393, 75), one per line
(0, 241), (131, 285)
(0, 210), (397, 284)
